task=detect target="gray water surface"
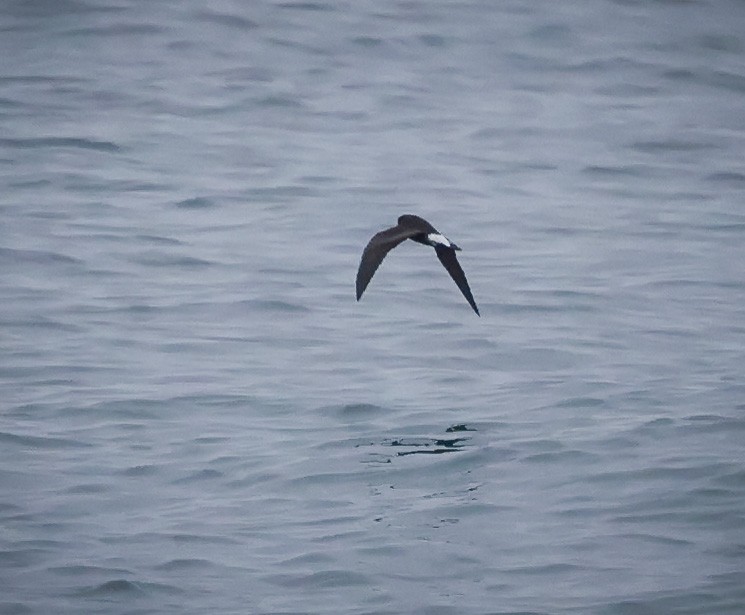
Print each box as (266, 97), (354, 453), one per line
(2, 1), (745, 614)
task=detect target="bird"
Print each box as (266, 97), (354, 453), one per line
(356, 214), (480, 316)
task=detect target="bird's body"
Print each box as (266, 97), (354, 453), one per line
(356, 214), (480, 315)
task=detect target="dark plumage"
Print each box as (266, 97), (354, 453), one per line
(356, 214), (480, 316)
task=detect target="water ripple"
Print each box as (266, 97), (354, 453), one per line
(0, 137), (120, 152)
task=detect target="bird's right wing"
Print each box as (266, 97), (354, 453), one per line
(435, 245), (480, 316)
(356, 225), (418, 300)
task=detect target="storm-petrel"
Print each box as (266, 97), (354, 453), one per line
(356, 214), (480, 316)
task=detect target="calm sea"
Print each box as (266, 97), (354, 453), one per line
(2, 1), (745, 613)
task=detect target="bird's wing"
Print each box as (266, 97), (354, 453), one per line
(356, 225), (419, 300)
(435, 245), (480, 316)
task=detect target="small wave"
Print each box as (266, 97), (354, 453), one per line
(556, 397), (605, 408)
(174, 196), (214, 209)
(0, 137), (120, 152)
(523, 449), (599, 464)
(582, 164), (646, 177)
(351, 36), (384, 48)
(65, 23), (165, 37)
(504, 562), (586, 576)
(85, 580), (140, 596)
(239, 299), (310, 313)
(153, 558), (214, 571)
(132, 251), (213, 268)
(0, 548), (48, 568)
(276, 2), (335, 11)
(0, 247), (82, 265)
(2, 0), (112, 18)
(122, 464), (158, 477)
(708, 70), (745, 93)
(48, 564), (132, 577)
(63, 483), (108, 495)
(714, 469), (745, 488)
(706, 171), (745, 183)
(0, 601), (33, 614)
(135, 234), (183, 246)
(76, 579), (181, 597)
(0, 432), (91, 450)
(171, 533), (237, 545)
(0, 96), (20, 109)
(171, 469), (223, 485)
(194, 10), (257, 30)
(255, 94), (303, 108)
(335, 402), (388, 417)
(632, 138), (716, 154)
(265, 569), (369, 589)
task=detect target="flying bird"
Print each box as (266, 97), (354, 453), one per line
(356, 214), (480, 315)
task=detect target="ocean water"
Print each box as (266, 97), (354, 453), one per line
(2, 1), (745, 613)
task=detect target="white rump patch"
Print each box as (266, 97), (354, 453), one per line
(427, 233), (451, 248)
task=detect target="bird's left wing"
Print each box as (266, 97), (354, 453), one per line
(356, 224), (418, 300)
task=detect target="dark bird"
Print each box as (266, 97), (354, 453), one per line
(356, 214), (480, 316)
